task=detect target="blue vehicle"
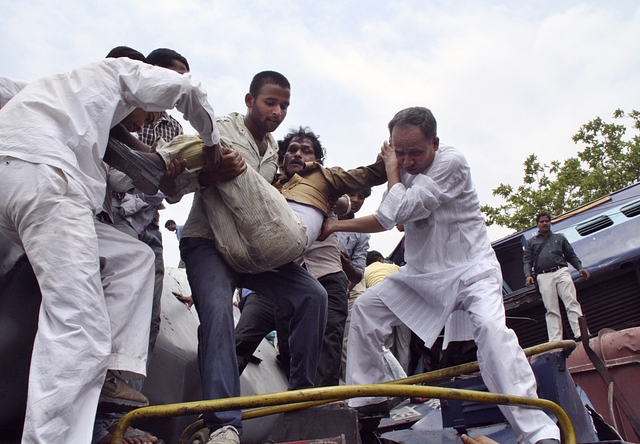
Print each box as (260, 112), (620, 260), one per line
(492, 182), (640, 347)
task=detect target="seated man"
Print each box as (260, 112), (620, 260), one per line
(0, 56), (220, 443)
(149, 126), (387, 273)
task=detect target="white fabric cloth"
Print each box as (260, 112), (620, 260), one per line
(348, 144), (560, 444)
(0, 157), (154, 444)
(288, 201), (324, 250)
(0, 75), (29, 108)
(536, 267), (583, 341)
(0, 63), (201, 443)
(203, 166), (308, 274)
(0, 58), (219, 214)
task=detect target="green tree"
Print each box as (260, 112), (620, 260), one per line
(482, 109), (640, 232)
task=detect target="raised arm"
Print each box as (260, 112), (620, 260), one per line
(319, 214), (386, 241)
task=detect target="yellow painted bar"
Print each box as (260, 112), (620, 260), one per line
(112, 340), (577, 444)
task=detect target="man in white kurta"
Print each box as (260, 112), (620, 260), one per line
(322, 107), (560, 444)
(0, 58), (220, 444)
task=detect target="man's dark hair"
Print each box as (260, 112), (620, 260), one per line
(147, 48), (190, 71)
(279, 126), (326, 165)
(366, 250), (384, 266)
(356, 188), (372, 199)
(249, 71), (290, 97)
(388, 106), (437, 140)
(106, 46), (147, 63)
(164, 219), (176, 228)
(536, 212), (551, 223)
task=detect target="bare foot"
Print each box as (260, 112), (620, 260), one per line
(98, 426), (159, 444)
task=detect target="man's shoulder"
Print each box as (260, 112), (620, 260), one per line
(436, 144), (467, 166)
(550, 231), (569, 242)
(216, 112), (244, 126)
(216, 112), (253, 144)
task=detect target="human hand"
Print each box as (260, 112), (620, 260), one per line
(381, 140), (399, 170)
(158, 158), (187, 196)
(164, 158), (186, 179)
(334, 195), (351, 216)
(525, 276), (535, 287)
(579, 269), (590, 280)
(203, 143), (222, 168)
(381, 140), (401, 187)
(340, 250), (352, 267)
(318, 218), (338, 242)
(172, 291), (194, 309)
(199, 146), (246, 185)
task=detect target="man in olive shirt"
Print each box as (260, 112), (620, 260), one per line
(523, 212), (590, 341)
(179, 71), (327, 444)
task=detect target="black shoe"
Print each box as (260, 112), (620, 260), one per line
(535, 439), (560, 444)
(104, 137), (164, 195)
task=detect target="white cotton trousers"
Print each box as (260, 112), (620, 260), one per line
(536, 267), (583, 341)
(346, 272), (560, 444)
(0, 157), (154, 444)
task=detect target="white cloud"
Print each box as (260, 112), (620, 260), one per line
(2, 0), (639, 266)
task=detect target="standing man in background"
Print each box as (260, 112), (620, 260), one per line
(523, 212), (590, 341)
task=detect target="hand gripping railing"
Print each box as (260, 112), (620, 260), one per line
(112, 340), (577, 444)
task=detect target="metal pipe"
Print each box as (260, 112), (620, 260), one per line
(243, 339), (577, 418)
(113, 384), (575, 444)
(112, 340), (577, 443)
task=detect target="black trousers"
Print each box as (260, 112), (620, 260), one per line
(235, 271), (348, 387)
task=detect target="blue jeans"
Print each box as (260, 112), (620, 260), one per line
(180, 237), (327, 433)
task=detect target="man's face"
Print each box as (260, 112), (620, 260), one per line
(168, 59), (189, 74)
(283, 137), (317, 178)
(167, 223), (176, 231)
(348, 192), (367, 214)
(245, 83), (290, 134)
(537, 216), (551, 235)
(391, 125), (439, 175)
(120, 108), (157, 133)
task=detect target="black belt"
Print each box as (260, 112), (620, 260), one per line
(538, 265), (566, 274)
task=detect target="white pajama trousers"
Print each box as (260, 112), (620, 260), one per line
(346, 272), (560, 444)
(536, 267), (583, 341)
(0, 157), (154, 444)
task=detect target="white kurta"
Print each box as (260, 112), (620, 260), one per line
(0, 75), (29, 108)
(0, 60), (219, 444)
(0, 58), (219, 213)
(372, 145), (499, 344)
(346, 145), (560, 443)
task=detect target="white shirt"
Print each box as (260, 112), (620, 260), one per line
(0, 58), (219, 213)
(0, 76), (29, 109)
(371, 144), (500, 345)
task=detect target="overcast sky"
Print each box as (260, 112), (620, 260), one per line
(2, 1), (639, 268)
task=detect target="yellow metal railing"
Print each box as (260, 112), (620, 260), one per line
(112, 340), (577, 444)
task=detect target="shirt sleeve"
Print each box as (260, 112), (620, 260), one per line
(375, 148), (469, 230)
(523, 238), (534, 277)
(116, 61), (220, 146)
(351, 233), (371, 274)
(561, 235), (583, 270)
(0, 76), (29, 109)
